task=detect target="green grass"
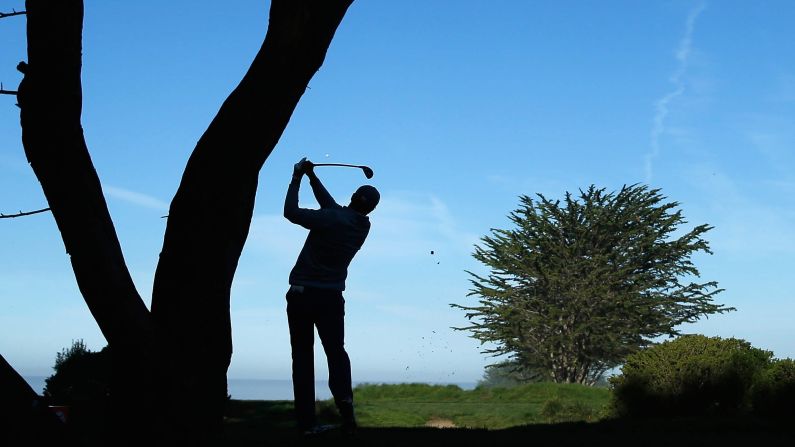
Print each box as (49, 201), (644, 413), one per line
(224, 382), (610, 433)
(351, 382), (611, 429)
(222, 384), (794, 446)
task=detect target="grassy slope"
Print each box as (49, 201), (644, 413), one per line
(352, 382), (610, 428)
(223, 383), (794, 446)
(223, 383), (607, 439)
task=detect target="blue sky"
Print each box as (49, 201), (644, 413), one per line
(1, 1), (793, 384)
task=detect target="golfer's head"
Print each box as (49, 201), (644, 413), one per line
(350, 185), (380, 215)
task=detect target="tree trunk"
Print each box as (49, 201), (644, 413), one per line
(19, 0), (155, 438)
(20, 0), (153, 369)
(150, 0), (353, 439)
(0, 354), (65, 443)
(15, 0), (353, 442)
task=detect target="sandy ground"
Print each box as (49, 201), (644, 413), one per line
(424, 418), (457, 428)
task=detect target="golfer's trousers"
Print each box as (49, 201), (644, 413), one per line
(286, 286), (353, 429)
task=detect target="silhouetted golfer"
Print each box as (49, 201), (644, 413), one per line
(283, 157), (379, 435)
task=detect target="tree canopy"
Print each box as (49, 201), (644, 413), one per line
(452, 184), (732, 385)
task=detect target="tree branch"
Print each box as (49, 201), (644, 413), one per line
(20, 0), (152, 352)
(1, 352), (65, 441)
(1, 82), (18, 95)
(150, 0), (354, 435)
(0, 9), (26, 19)
(0, 207), (51, 219)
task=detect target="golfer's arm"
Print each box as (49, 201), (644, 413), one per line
(283, 177), (302, 221)
(284, 177), (333, 229)
(308, 173), (339, 209)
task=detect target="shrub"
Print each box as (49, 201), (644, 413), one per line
(751, 358), (795, 418)
(610, 335), (772, 418)
(41, 340), (112, 441)
(44, 340), (112, 406)
(540, 397), (597, 423)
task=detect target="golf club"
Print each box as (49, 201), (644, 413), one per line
(312, 163), (374, 179)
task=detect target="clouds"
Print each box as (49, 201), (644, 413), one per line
(683, 165), (795, 257)
(103, 185), (169, 211)
(363, 192), (480, 259)
(247, 213), (305, 264)
(242, 190), (481, 303)
(645, 2), (707, 183)
(743, 115), (795, 173)
(234, 191), (487, 381)
(247, 191), (479, 263)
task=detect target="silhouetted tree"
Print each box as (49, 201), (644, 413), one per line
(452, 184), (732, 385)
(43, 340), (111, 406)
(3, 0), (353, 442)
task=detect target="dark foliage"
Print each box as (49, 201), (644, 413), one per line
(43, 340), (111, 405)
(453, 185), (730, 385)
(42, 340), (111, 442)
(751, 358), (795, 419)
(610, 335), (772, 417)
(539, 397), (599, 423)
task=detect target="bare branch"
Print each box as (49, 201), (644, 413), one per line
(0, 207), (51, 219)
(0, 9), (26, 19)
(1, 82), (18, 95)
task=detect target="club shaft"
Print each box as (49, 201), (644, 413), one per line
(311, 162), (374, 179)
(312, 163), (364, 168)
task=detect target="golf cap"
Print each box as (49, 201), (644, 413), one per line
(352, 185), (380, 213)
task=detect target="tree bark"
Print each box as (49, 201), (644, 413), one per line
(0, 354), (65, 443)
(149, 0), (352, 440)
(19, 0), (154, 437)
(20, 0), (153, 368)
(16, 0), (353, 441)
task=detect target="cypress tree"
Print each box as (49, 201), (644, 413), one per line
(453, 184), (731, 385)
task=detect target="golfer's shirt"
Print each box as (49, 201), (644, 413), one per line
(284, 176), (371, 291)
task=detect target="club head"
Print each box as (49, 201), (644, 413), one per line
(361, 166), (374, 179)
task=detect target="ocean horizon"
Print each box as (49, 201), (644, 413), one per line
(23, 376), (477, 401)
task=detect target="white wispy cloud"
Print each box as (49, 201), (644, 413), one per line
(247, 214), (306, 266)
(645, 2), (707, 183)
(743, 113), (795, 171)
(237, 193), (492, 382)
(247, 192), (479, 263)
(103, 185), (170, 211)
(684, 165), (795, 256)
(361, 192), (480, 259)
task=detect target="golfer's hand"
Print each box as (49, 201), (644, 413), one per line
(303, 160), (315, 176)
(293, 157), (307, 180)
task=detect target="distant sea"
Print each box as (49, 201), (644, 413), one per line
(23, 376), (476, 401)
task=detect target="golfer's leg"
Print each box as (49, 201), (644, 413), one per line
(315, 293), (353, 404)
(287, 291), (316, 430)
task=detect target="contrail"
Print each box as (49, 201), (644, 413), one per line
(645, 2), (707, 184)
